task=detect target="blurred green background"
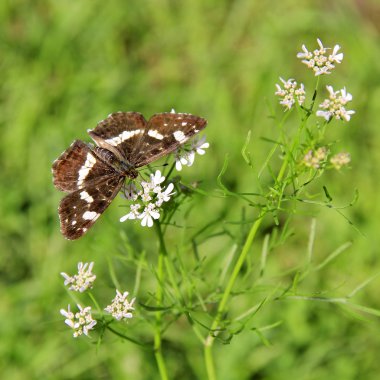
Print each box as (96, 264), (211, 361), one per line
(1, 0), (380, 379)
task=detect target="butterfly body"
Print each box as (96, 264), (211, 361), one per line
(52, 111), (207, 240)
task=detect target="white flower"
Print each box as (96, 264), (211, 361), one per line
(329, 43), (344, 64)
(120, 204), (141, 222)
(155, 183), (175, 207)
(139, 203), (160, 227)
(140, 191), (152, 203)
(297, 38), (343, 75)
(104, 290), (135, 321)
(61, 262), (96, 293)
(330, 152), (351, 170)
(140, 170), (166, 195)
(191, 135), (210, 155)
(174, 135), (209, 171)
(60, 304), (97, 338)
(316, 86), (355, 122)
(175, 151), (192, 171)
(275, 77), (306, 110)
(150, 170), (165, 187)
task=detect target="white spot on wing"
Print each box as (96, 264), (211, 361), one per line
(173, 130), (187, 142)
(104, 129), (142, 146)
(78, 153), (97, 188)
(181, 121), (188, 126)
(71, 220), (77, 225)
(148, 129), (164, 140)
(83, 211), (99, 220)
(80, 190), (94, 203)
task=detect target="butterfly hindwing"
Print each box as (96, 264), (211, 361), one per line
(58, 176), (124, 240)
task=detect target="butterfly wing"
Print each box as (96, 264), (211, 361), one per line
(52, 139), (124, 240)
(87, 112), (147, 163)
(58, 176), (124, 240)
(131, 112), (207, 167)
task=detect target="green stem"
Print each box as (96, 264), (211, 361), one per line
(154, 221), (169, 380)
(204, 215), (263, 380)
(204, 128), (296, 378)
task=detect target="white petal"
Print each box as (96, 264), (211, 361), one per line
(317, 38), (324, 49)
(316, 110), (331, 120)
(175, 160), (183, 171)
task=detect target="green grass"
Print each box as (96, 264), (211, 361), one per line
(1, 0), (380, 379)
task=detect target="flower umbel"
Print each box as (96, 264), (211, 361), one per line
(120, 170), (175, 228)
(61, 262), (96, 292)
(303, 147), (328, 169)
(275, 77), (306, 110)
(297, 38), (343, 76)
(104, 290), (136, 321)
(330, 152), (351, 170)
(60, 304), (97, 338)
(316, 86), (355, 122)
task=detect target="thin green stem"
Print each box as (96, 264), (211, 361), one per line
(154, 221), (169, 380)
(204, 215), (263, 380)
(204, 111), (302, 378)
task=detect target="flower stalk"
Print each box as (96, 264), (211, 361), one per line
(154, 220), (169, 380)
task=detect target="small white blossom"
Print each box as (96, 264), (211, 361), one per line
(175, 135), (209, 171)
(175, 151), (192, 171)
(104, 290), (135, 321)
(150, 170), (165, 187)
(330, 152), (351, 170)
(155, 182), (175, 207)
(60, 304), (97, 338)
(140, 191), (152, 203)
(303, 147), (328, 169)
(316, 86), (355, 122)
(191, 135), (210, 155)
(297, 38), (343, 76)
(120, 204), (141, 222)
(275, 77), (306, 110)
(139, 203), (160, 227)
(61, 262), (96, 292)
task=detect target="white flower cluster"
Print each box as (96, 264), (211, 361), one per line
(275, 39), (355, 124)
(61, 262), (96, 292)
(303, 147), (329, 169)
(120, 170), (175, 228)
(275, 77), (306, 111)
(104, 290), (136, 321)
(61, 262), (136, 338)
(316, 86), (355, 122)
(297, 38), (343, 76)
(60, 304), (97, 338)
(174, 135), (209, 171)
(330, 152), (351, 170)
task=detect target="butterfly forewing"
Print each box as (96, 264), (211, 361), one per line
(87, 112), (147, 163)
(58, 176), (124, 240)
(131, 112), (207, 167)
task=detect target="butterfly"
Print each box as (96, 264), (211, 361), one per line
(52, 111), (207, 240)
